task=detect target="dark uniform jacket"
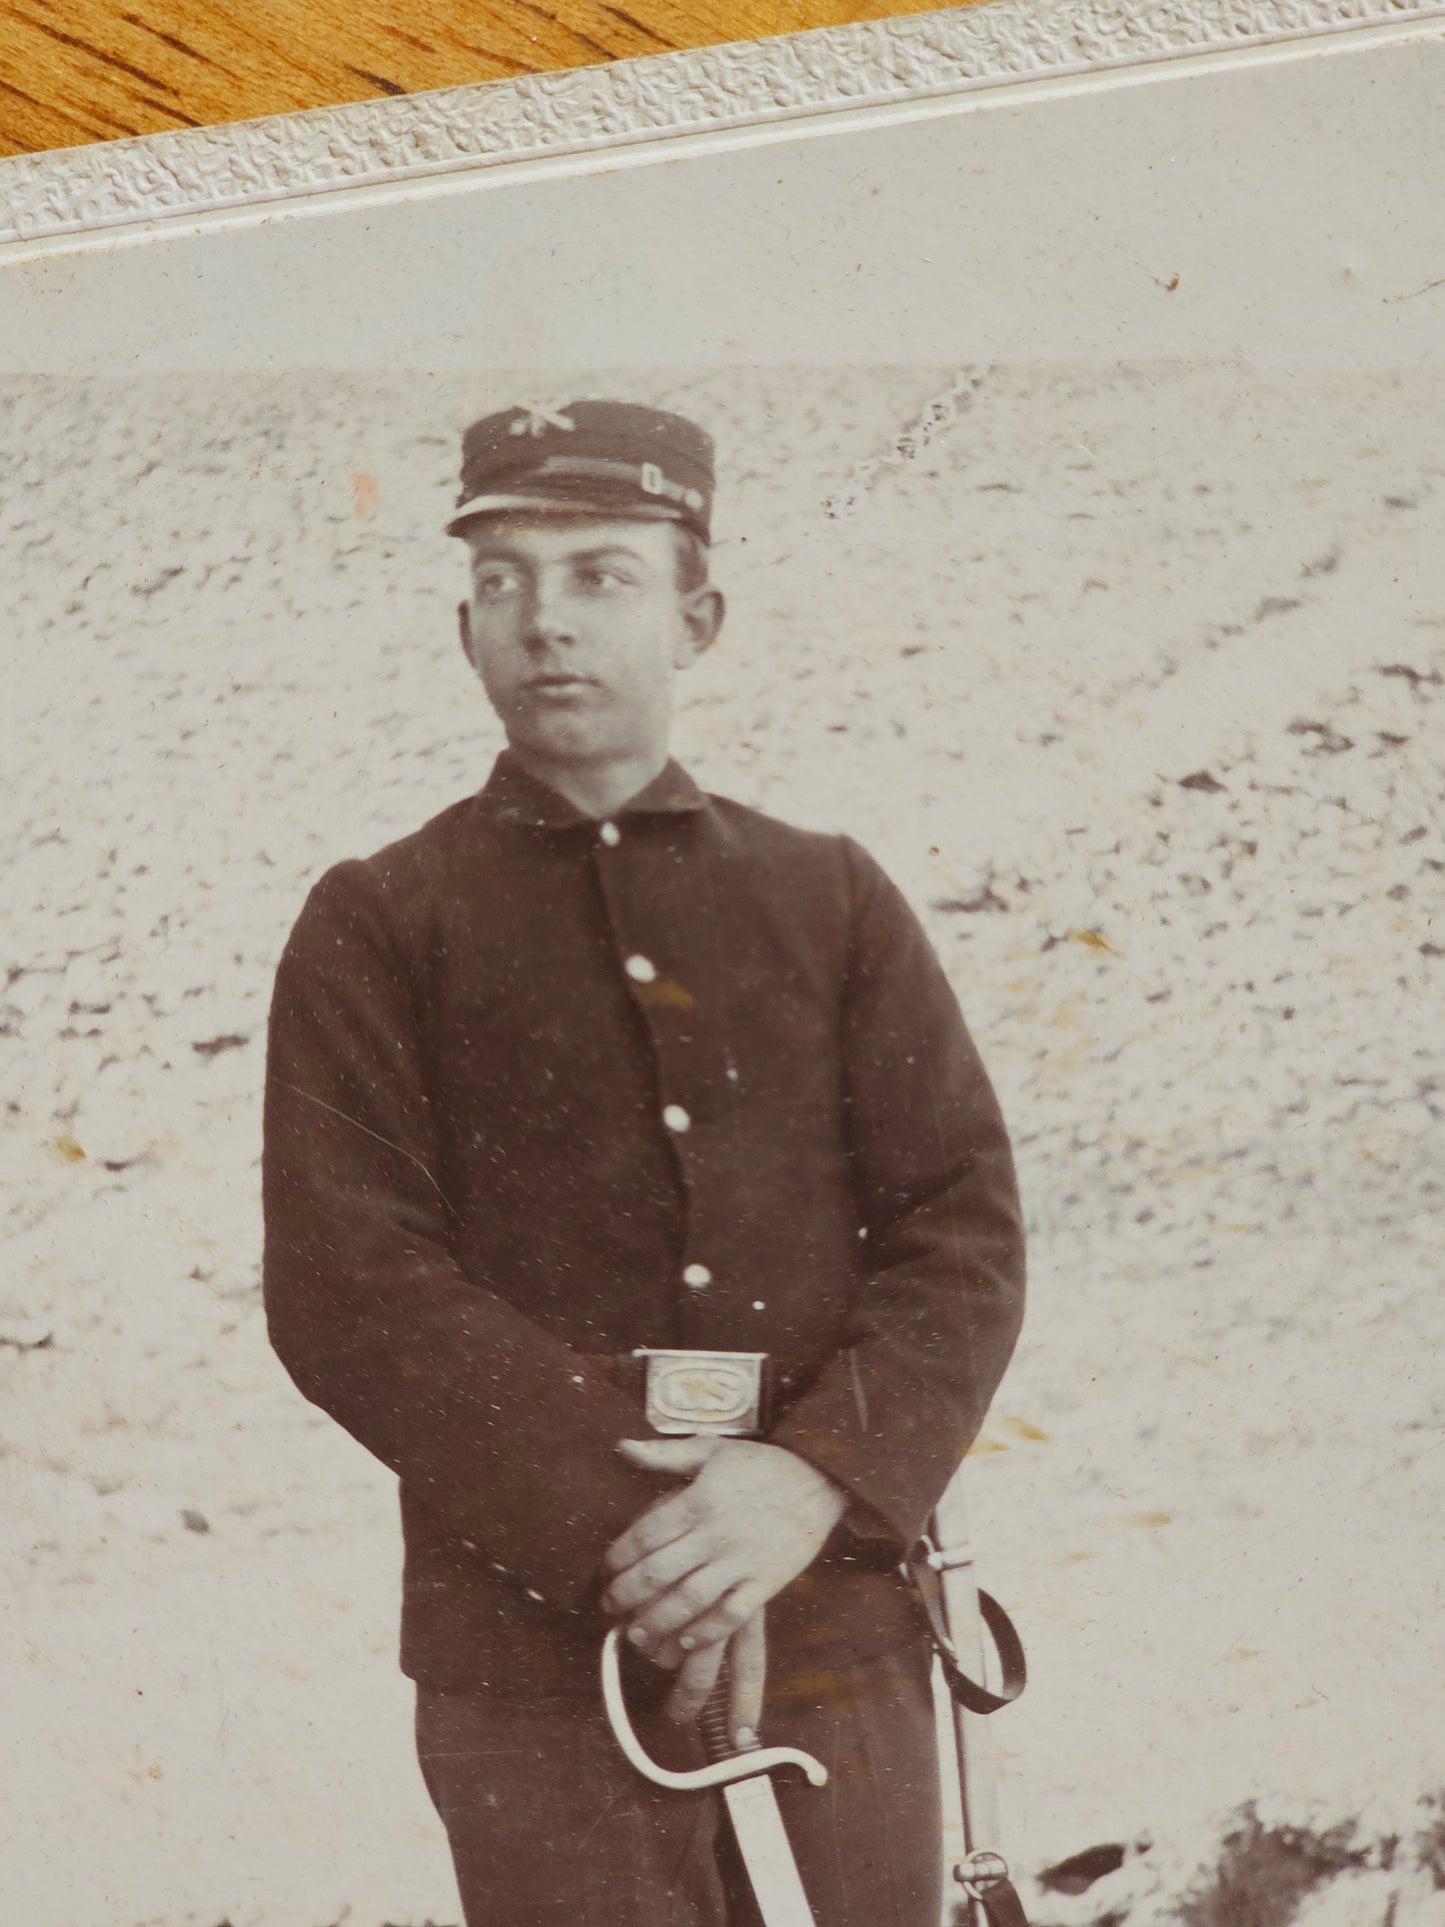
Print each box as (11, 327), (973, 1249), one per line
(262, 752), (1026, 1695)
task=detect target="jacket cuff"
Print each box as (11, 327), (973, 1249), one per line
(770, 1361), (966, 1555)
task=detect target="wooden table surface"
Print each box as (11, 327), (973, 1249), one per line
(0, 0), (948, 157)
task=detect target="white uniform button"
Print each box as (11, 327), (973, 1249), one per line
(683, 1263), (712, 1289)
(599, 821), (621, 847)
(625, 954), (657, 983)
(663, 1103), (692, 1134)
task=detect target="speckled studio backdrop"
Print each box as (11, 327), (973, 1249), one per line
(1, 365), (1442, 1927)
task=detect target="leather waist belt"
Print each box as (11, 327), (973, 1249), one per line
(601, 1347), (773, 1438)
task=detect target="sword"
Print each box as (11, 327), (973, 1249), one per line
(601, 1346), (828, 1927)
(601, 1623), (827, 1927)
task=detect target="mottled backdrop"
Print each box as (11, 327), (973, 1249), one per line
(2, 368), (1441, 1925)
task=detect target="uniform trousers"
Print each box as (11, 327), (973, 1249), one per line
(415, 1636), (942, 1927)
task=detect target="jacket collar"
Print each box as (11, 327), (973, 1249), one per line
(476, 747), (707, 831)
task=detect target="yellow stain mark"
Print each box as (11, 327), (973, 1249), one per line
(768, 1667), (853, 1705)
(1215, 1222), (1263, 1235)
(1047, 997), (1090, 1031)
(52, 1133), (87, 1163)
(967, 1435), (1008, 1457)
(1060, 1550), (1097, 1565)
(638, 978), (695, 1012)
(350, 471), (380, 518)
(1001, 1416), (1051, 1443)
(1299, 478), (1328, 494)
(1226, 1648), (1262, 1664)
(1126, 1511), (1173, 1529)
(1068, 928), (1114, 954)
(147, 1763), (163, 1781)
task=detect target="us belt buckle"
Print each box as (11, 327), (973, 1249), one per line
(633, 1348), (767, 1438)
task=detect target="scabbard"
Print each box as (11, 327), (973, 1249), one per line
(921, 1477), (1033, 1927)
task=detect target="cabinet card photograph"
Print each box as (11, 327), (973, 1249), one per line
(2, 5), (1443, 1925)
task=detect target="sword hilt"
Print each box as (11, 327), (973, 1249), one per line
(600, 1626), (828, 1792)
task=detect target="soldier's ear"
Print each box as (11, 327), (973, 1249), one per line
(458, 601), (478, 672)
(676, 585), (724, 667)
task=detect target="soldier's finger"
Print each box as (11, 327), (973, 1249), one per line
(727, 1612), (767, 1746)
(670, 1578), (770, 1655)
(663, 1640), (728, 1725)
(600, 1530), (709, 1617)
(602, 1488), (700, 1574)
(626, 1562), (739, 1651)
(617, 1437), (720, 1476)
(651, 1622), (728, 1670)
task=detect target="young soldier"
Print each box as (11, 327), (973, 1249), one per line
(262, 399), (1025, 1927)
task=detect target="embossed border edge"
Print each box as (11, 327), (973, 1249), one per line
(2, 0), (1443, 248)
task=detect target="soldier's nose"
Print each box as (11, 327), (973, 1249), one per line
(523, 594), (577, 649)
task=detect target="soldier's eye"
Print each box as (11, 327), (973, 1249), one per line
(474, 569), (521, 599)
(576, 555), (644, 591)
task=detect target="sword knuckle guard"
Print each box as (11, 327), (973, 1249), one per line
(599, 1626), (828, 1795)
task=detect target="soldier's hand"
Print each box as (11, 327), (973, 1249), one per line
(601, 1436), (848, 1663)
(659, 1607), (767, 1736)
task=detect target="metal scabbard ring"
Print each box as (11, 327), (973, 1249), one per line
(599, 1625), (828, 1792)
(956, 1851), (1033, 1927)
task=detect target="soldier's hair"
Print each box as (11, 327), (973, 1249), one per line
(673, 527), (710, 595)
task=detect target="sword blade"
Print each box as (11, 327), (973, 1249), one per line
(722, 1773), (818, 1927)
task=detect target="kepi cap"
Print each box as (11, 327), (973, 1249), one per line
(447, 399), (714, 544)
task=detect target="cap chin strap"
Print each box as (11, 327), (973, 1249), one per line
(445, 493), (685, 536)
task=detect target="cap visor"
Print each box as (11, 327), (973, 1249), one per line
(446, 492), (685, 537)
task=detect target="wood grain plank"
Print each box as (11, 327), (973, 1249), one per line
(0, 0), (953, 158)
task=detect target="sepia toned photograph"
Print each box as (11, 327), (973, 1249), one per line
(2, 8), (1443, 1927)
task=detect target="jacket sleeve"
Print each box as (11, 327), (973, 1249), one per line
(261, 860), (664, 1612)
(769, 837), (1026, 1551)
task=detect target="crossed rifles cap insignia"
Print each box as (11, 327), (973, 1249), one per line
(509, 404), (577, 436)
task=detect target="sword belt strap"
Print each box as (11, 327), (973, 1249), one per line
(905, 1544), (1027, 1715)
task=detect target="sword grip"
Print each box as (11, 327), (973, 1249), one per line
(699, 1660), (761, 1765)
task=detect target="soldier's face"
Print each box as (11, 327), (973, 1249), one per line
(459, 517), (720, 773)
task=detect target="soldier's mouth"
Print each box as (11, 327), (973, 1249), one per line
(528, 672), (597, 693)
